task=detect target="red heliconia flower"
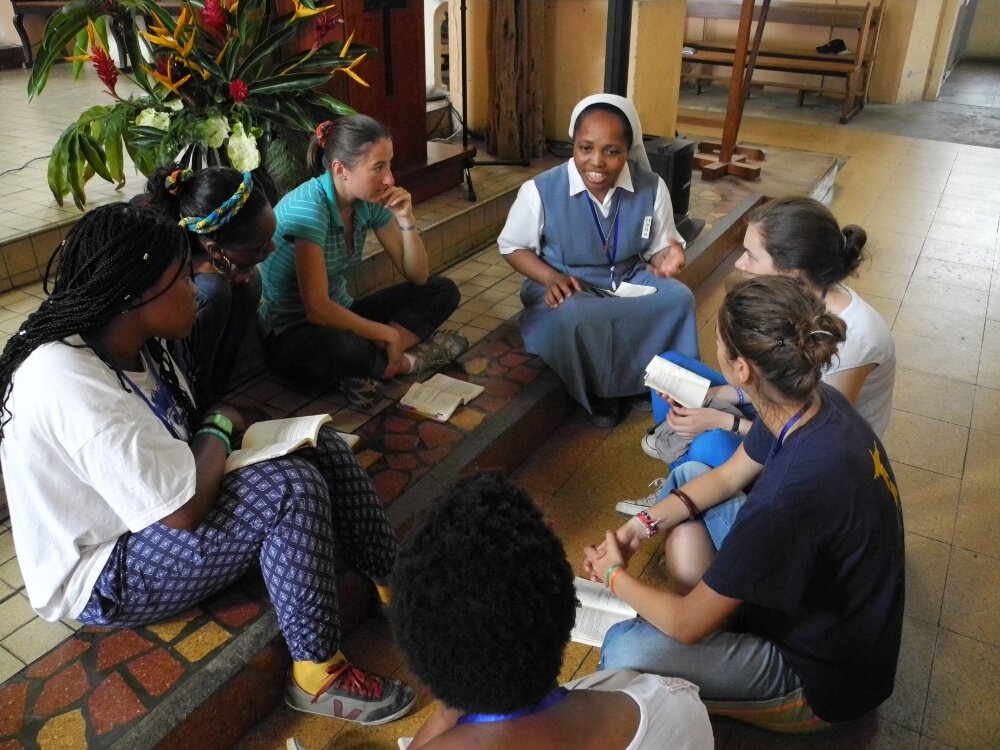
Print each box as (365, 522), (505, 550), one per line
(229, 79), (249, 103)
(91, 45), (119, 95)
(201, 0), (227, 41)
(312, 12), (343, 51)
(155, 54), (170, 77)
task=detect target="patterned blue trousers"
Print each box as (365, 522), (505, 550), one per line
(78, 428), (397, 662)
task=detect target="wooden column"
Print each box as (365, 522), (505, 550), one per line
(486, 0), (545, 159)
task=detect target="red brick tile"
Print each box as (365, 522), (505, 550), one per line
(384, 434), (420, 452)
(499, 353), (530, 367)
(474, 395), (508, 414)
(127, 649), (185, 698)
(207, 592), (262, 629)
(417, 446), (450, 466)
(483, 379), (520, 399)
(33, 662), (89, 716)
(386, 453), (418, 471)
(418, 422), (462, 449)
(508, 366), (540, 384)
(0, 740), (24, 750)
(371, 470), (408, 504)
(383, 415), (417, 434)
(88, 672), (148, 735)
(463, 357), (490, 375)
(0, 683), (27, 736)
(95, 630), (155, 671)
(24, 639), (90, 679)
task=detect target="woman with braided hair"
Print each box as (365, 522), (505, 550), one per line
(583, 275), (905, 732)
(258, 114), (467, 409)
(0, 203), (415, 726)
(137, 164), (275, 407)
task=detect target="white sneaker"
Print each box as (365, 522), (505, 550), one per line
(641, 433), (663, 459)
(615, 477), (668, 516)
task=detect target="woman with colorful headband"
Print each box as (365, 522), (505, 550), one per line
(258, 115), (467, 409)
(141, 164), (275, 406)
(0, 203), (415, 726)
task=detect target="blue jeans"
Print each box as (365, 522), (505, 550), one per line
(600, 463), (801, 705)
(650, 351), (756, 470)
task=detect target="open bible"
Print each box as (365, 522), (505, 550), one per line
(224, 414), (359, 473)
(571, 577), (637, 647)
(643, 355), (711, 409)
(399, 373), (484, 422)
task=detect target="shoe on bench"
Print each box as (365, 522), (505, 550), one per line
(284, 662), (416, 725)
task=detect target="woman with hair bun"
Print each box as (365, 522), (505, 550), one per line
(258, 114), (466, 409)
(622, 197), (895, 514)
(585, 275), (905, 732)
(143, 164), (276, 406)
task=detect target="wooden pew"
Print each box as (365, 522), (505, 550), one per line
(682, 0), (884, 123)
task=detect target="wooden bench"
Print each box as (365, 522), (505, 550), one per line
(682, 0), (884, 123)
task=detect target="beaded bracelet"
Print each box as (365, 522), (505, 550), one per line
(670, 488), (700, 521)
(735, 386), (745, 405)
(196, 425), (232, 455)
(635, 510), (660, 538)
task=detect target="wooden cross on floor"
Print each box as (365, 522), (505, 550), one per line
(363, 0), (407, 97)
(695, 0), (770, 181)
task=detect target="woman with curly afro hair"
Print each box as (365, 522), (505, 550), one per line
(391, 472), (713, 749)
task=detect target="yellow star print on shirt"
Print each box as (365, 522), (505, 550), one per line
(870, 442), (899, 506)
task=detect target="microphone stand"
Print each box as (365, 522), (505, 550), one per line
(458, 0), (529, 201)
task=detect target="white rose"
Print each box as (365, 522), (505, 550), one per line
(135, 108), (171, 130)
(226, 122), (260, 172)
(163, 98), (184, 111)
(196, 117), (230, 149)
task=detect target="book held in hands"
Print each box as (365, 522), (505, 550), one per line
(399, 373), (485, 422)
(643, 355), (711, 409)
(571, 577), (637, 647)
(224, 413), (359, 473)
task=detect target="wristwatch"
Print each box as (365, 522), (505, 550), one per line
(202, 411), (233, 437)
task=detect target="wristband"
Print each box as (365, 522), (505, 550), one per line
(735, 387), (745, 405)
(731, 414), (741, 433)
(635, 510), (659, 538)
(670, 488), (699, 521)
(604, 563), (623, 588)
(202, 410), (233, 437)
(398, 223), (420, 232)
(196, 425), (232, 455)
(609, 567), (625, 595)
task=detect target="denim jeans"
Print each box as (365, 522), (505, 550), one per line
(600, 461), (801, 704)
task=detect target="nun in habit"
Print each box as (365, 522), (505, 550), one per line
(497, 93), (699, 427)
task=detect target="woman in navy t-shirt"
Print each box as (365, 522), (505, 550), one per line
(584, 275), (904, 731)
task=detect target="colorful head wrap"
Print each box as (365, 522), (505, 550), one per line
(178, 171), (254, 234)
(164, 168), (193, 195)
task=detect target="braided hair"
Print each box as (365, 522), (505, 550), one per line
(0, 203), (198, 439)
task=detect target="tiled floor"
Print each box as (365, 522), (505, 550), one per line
(3, 60), (1000, 748)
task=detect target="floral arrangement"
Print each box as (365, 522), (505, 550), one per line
(28, 0), (374, 208)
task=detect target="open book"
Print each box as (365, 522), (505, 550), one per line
(571, 577), (637, 647)
(399, 373), (484, 422)
(643, 355), (711, 409)
(224, 414), (359, 473)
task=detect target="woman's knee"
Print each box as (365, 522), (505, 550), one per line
(600, 618), (679, 672)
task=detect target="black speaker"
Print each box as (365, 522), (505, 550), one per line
(644, 136), (694, 217)
(643, 136), (702, 242)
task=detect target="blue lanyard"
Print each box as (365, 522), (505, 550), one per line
(770, 401), (810, 458)
(118, 349), (185, 441)
(587, 193), (622, 286)
(456, 687), (569, 725)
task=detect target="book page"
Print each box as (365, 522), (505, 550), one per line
(421, 373), (485, 403)
(225, 414), (333, 473)
(643, 356), (711, 408)
(612, 281), (656, 297)
(570, 577), (637, 647)
(399, 383), (463, 422)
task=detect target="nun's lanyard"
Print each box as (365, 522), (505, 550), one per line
(587, 192), (622, 286)
(456, 687), (569, 725)
(770, 401), (810, 458)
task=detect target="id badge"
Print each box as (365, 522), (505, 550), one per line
(641, 216), (652, 239)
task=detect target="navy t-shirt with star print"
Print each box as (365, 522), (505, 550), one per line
(703, 383), (905, 723)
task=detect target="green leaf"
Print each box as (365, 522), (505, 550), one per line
(65, 133), (87, 210)
(232, 23), (297, 80)
(78, 132), (115, 183)
(46, 129), (73, 205)
(28, 2), (104, 98)
(247, 72), (333, 96)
